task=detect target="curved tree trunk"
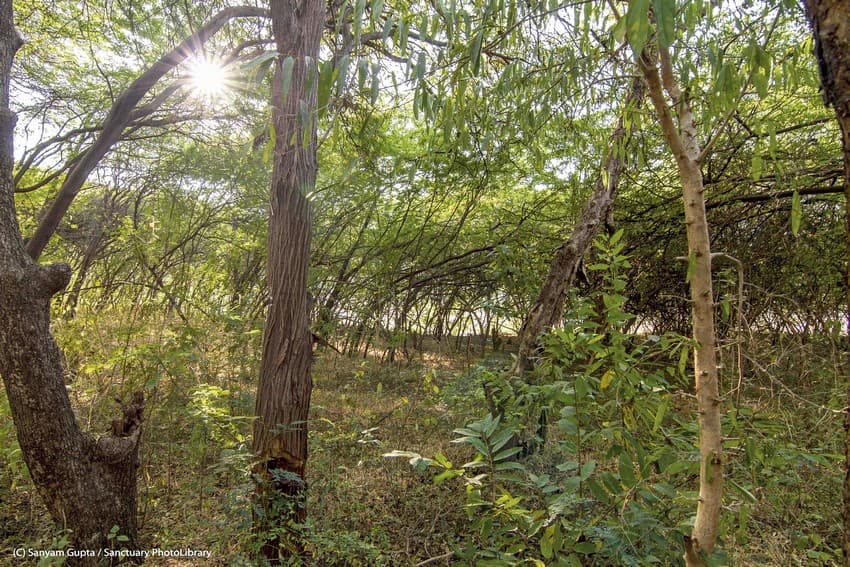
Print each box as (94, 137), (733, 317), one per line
(0, 5), (144, 562)
(251, 0), (323, 561)
(801, 2), (850, 564)
(512, 76), (644, 376)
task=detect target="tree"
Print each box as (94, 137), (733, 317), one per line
(23, 5), (268, 261)
(251, 0), (324, 560)
(801, 1), (850, 563)
(637, 28), (722, 567)
(513, 77), (643, 375)
(0, 1), (145, 559)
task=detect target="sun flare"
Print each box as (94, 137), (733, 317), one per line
(187, 57), (228, 99)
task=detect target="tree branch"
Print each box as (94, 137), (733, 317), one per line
(25, 6), (269, 261)
(639, 49), (687, 159)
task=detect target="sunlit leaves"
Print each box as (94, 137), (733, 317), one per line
(626, 0), (651, 55)
(791, 190), (802, 237)
(653, 0), (676, 47)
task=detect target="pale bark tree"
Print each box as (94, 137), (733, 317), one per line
(801, 1), (850, 564)
(638, 46), (722, 567)
(251, 0), (323, 560)
(0, 3), (145, 561)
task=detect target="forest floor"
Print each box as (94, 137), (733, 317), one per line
(0, 325), (845, 566)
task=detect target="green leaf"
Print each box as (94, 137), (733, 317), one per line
(600, 369), (615, 390)
(382, 15), (395, 44)
(652, 397), (668, 432)
(750, 150), (763, 180)
(494, 458), (525, 470)
(456, 435), (489, 456)
(370, 0), (384, 25)
(335, 55), (350, 95)
(263, 119), (275, 164)
(728, 478), (757, 503)
(399, 19), (409, 54)
(353, 0), (366, 43)
(678, 342), (689, 376)
(586, 478), (612, 503)
(791, 190), (802, 236)
(626, 0), (651, 56)
(490, 427), (515, 453)
(416, 51), (427, 82)
(470, 30), (484, 74)
(242, 50), (277, 84)
(579, 460), (596, 480)
(297, 99), (313, 148)
(574, 541), (598, 554)
(619, 451), (637, 487)
(653, 0), (676, 47)
(317, 60), (334, 117)
(280, 56), (295, 101)
(540, 526), (554, 559)
(434, 468), (461, 484)
(357, 58), (369, 90)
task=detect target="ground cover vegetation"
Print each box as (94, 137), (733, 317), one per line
(1, 0), (849, 565)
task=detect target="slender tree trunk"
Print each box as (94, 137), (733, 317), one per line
(251, 0), (323, 561)
(512, 77), (644, 375)
(801, 2), (850, 564)
(0, 6), (144, 562)
(639, 47), (722, 567)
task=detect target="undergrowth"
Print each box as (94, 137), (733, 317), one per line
(0, 238), (844, 565)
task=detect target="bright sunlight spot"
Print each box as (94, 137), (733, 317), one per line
(187, 57), (228, 99)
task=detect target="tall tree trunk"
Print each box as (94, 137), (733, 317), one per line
(251, 0), (323, 561)
(512, 76), (643, 375)
(0, 5), (144, 562)
(801, 2), (850, 564)
(639, 47), (722, 567)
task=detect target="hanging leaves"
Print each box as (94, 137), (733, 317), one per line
(790, 190), (802, 236)
(470, 30), (484, 75)
(279, 56), (295, 102)
(370, 62), (381, 103)
(626, 0), (651, 56)
(653, 0), (676, 47)
(317, 59), (334, 118)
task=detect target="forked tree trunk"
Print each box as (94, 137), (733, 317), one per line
(512, 76), (644, 375)
(251, 0), (323, 561)
(801, 2), (850, 564)
(0, 5), (144, 562)
(639, 47), (722, 567)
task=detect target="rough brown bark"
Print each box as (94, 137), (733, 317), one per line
(639, 47), (722, 567)
(251, 0), (323, 560)
(801, 2), (850, 564)
(512, 77), (644, 375)
(0, 4), (144, 562)
(24, 6), (269, 261)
